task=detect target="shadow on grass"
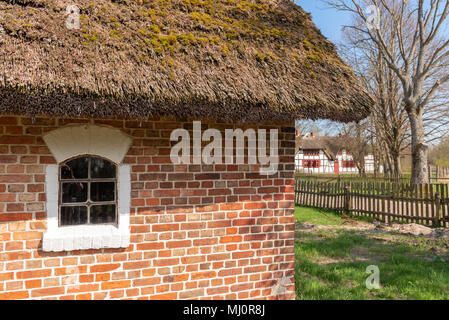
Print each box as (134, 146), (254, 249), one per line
(295, 230), (449, 300)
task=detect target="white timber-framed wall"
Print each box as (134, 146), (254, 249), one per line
(295, 149), (376, 174)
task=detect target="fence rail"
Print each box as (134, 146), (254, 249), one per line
(295, 179), (449, 227)
(295, 165), (449, 183)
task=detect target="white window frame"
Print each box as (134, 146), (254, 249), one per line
(42, 125), (132, 252)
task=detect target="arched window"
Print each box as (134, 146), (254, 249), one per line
(59, 155), (117, 226)
(43, 124), (132, 252)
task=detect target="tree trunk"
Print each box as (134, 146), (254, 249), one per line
(385, 154), (393, 178)
(392, 151), (402, 180)
(409, 110), (429, 184)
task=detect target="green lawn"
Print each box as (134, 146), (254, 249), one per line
(294, 207), (346, 226)
(295, 206), (449, 299)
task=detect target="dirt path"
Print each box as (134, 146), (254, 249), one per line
(297, 218), (449, 238)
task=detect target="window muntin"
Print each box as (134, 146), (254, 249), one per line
(59, 155), (117, 226)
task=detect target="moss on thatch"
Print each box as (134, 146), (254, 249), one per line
(0, 0), (372, 122)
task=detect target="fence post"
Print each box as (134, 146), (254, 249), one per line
(344, 185), (352, 216)
(433, 192), (442, 227)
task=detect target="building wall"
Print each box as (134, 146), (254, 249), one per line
(294, 150), (334, 174)
(0, 115), (295, 300)
(295, 149), (375, 174)
(336, 151), (375, 173)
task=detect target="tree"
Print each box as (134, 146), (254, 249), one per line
(340, 28), (409, 179)
(324, 0), (449, 184)
(429, 136), (449, 166)
(341, 121), (371, 175)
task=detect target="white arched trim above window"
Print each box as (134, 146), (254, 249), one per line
(43, 124), (132, 164)
(42, 125), (132, 252)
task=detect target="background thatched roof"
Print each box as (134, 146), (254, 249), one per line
(0, 0), (372, 122)
(296, 134), (373, 159)
(296, 135), (343, 159)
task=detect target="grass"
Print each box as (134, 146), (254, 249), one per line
(294, 207), (345, 226)
(295, 173), (413, 186)
(295, 206), (449, 299)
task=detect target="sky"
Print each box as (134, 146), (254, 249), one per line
(294, 1), (449, 144)
(294, 1), (352, 136)
(295, 0), (351, 44)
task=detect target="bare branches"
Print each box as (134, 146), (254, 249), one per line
(324, 0), (449, 183)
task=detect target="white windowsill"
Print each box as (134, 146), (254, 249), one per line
(42, 225), (130, 252)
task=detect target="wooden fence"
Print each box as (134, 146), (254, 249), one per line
(294, 179), (449, 227)
(433, 165), (449, 182)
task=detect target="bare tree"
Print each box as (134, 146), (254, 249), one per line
(324, 0), (449, 184)
(341, 121), (371, 175)
(340, 21), (409, 179)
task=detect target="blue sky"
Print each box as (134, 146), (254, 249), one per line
(295, 0), (351, 44)
(294, 1), (352, 135)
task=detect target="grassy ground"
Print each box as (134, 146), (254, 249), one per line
(295, 173), (411, 184)
(295, 206), (449, 299)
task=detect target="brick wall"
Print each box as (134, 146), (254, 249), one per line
(0, 115), (295, 300)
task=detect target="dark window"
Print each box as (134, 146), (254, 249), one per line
(303, 160), (321, 168)
(59, 156), (117, 226)
(342, 160), (357, 168)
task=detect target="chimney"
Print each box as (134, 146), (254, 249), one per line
(311, 131), (315, 137)
(296, 130), (301, 136)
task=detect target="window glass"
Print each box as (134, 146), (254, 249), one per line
(59, 156), (117, 226)
(60, 206), (88, 226)
(91, 182), (115, 202)
(61, 157), (89, 179)
(62, 182), (88, 203)
(91, 157), (116, 178)
(90, 205), (116, 224)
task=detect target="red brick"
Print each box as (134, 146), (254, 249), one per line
(0, 194), (16, 202)
(16, 268), (52, 279)
(0, 136), (35, 144)
(220, 236), (242, 243)
(166, 240), (191, 248)
(25, 279), (42, 289)
(0, 155), (17, 163)
(150, 292), (178, 300)
(191, 271), (216, 280)
(0, 291), (29, 300)
(31, 287), (65, 297)
(90, 263), (121, 273)
(0, 174), (32, 183)
(12, 231), (41, 240)
(0, 117), (18, 125)
(101, 280), (131, 290)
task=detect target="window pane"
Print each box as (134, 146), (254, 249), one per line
(61, 157), (89, 179)
(62, 182), (88, 203)
(91, 182), (115, 202)
(90, 205), (116, 224)
(91, 157), (116, 179)
(60, 206), (87, 226)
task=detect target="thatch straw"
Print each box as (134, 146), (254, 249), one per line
(0, 0), (372, 122)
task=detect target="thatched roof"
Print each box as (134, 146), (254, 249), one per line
(0, 0), (372, 122)
(296, 135), (344, 159)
